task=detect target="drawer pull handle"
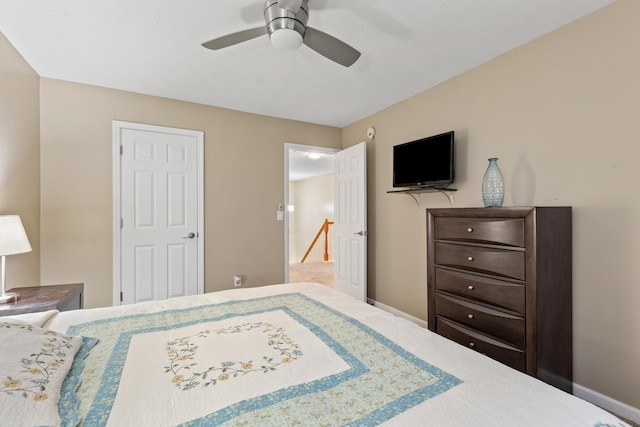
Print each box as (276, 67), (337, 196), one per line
(467, 256), (474, 261)
(469, 342), (475, 348)
(468, 285), (474, 290)
(467, 227), (473, 233)
(467, 314), (474, 319)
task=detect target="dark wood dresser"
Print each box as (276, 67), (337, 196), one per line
(427, 207), (572, 392)
(0, 283), (84, 316)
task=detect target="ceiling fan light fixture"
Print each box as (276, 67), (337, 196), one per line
(202, 0), (360, 67)
(270, 28), (303, 51)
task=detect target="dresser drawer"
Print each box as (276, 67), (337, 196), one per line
(435, 268), (525, 313)
(434, 242), (525, 280)
(435, 293), (525, 348)
(436, 317), (526, 372)
(434, 217), (524, 247)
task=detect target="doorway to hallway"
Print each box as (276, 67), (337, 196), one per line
(284, 144), (338, 288)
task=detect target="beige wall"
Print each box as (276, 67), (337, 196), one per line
(39, 79), (341, 309)
(343, 0), (639, 409)
(290, 173), (334, 263)
(0, 33), (40, 288)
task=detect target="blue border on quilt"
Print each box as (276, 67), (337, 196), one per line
(185, 305), (368, 426)
(73, 305), (367, 426)
(58, 336), (99, 427)
(290, 294), (463, 427)
(64, 293), (462, 426)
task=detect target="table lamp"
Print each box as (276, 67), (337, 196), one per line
(0, 215), (32, 303)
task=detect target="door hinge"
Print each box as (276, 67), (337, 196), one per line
(120, 218), (123, 229)
(120, 291), (123, 302)
(120, 145), (123, 155)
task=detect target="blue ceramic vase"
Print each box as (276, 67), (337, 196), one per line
(482, 157), (504, 207)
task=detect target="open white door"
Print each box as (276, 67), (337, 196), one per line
(333, 142), (367, 301)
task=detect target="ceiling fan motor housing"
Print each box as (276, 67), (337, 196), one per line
(264, 0), (309, 50)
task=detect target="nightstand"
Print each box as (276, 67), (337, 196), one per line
(0, 283), (84, 316)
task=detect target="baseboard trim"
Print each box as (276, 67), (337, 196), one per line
(367, 298), (427, 328)
(368, 298), (639, 424)
(574, 383), (640, 424)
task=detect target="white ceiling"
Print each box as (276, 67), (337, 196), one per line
(0, 0), (614, 128)
(289, 149), (334, 181)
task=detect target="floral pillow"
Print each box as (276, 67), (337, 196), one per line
(0, 320), (84, 427)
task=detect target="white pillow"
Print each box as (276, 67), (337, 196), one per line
(3, 309), (60, 327)
(0, 320), (84, 427)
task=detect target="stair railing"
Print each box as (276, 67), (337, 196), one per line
(300, 218), (334, 263)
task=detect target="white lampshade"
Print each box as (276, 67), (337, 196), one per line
(0, 215), (32, 256)
(270, 28), (303, 51)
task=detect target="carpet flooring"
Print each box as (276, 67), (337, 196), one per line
(289, 261), (334, 288)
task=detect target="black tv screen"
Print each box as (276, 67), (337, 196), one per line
(393, 131), (454, 188)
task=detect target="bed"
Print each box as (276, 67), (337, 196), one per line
(0, 282), (629, 426)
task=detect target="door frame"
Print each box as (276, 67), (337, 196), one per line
(284, 143), (340, 283)
(112, 121), (205, 306)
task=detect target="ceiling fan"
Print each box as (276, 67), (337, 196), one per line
(201, 0), (361, 67)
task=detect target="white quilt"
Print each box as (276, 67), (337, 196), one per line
(37, 283), (628, 427)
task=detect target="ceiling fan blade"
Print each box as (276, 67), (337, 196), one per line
(278, 0), (303, 13)
(303, 27), (361, 67)
(202, 27), (268, 50)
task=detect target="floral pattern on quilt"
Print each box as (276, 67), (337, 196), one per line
(63, 293), (462, 426)
(1, 322), (75, 402)
(1, 320), (94, 427)
(165, 322), (303, 390)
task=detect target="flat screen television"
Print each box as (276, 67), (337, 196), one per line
(392, 131), (454, 189)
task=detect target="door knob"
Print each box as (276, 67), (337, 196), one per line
(183, 232), (196, 239)
(354, 230), (368, 236)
